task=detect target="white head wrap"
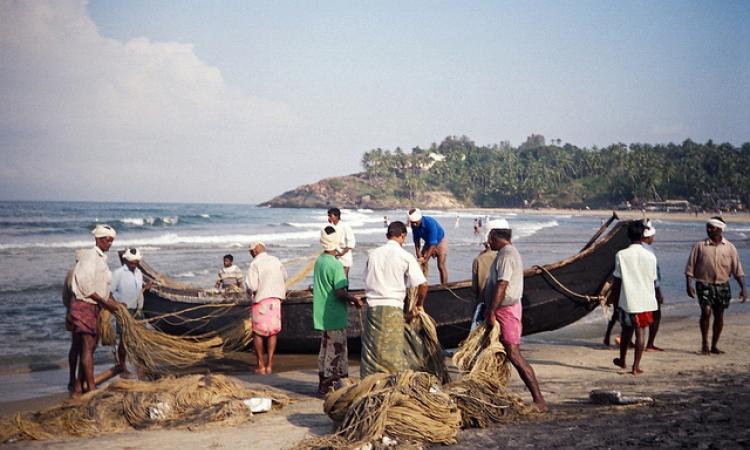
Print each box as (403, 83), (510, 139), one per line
(485, 218), (511, 242)
(707, 218), (726, 230)
(320, 227), (339, 251)
(122, 248), (143, 262)
(407, 208), (423, 222)
(92, 224), (117, 239)
(249, 241), (265, 251)
(643, 220), (656, 238)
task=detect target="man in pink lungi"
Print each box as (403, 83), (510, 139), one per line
(246, 241), (287, 374)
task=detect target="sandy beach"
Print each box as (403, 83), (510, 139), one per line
(2, 303), (748, 449)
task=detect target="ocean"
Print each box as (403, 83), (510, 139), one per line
(0, 201), (748, 374)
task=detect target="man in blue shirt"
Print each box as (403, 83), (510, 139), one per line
(407, 208), (448, 284)
(111, 248), (151, 377)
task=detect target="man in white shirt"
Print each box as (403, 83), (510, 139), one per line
(610, 220), (658, 375)
(327, 208), (356, 280)
(111, 248), (151, 377)
(70, 224), (122, 397)
(246, 241), (287, 374)
(361, 221), (428, 378)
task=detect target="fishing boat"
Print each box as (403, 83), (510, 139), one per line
(141, 215), (630, 353)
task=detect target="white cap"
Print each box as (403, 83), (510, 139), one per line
(122, 248), (143, 262)
(320, 226), (339, 251)
(92, 224), (116, 238)
(707, 218), (726, 230)
(407, 208), (422, 222)
(249, 240), (265, 250)
(485, 218), (511, 242)
(643, 220), (655, 237)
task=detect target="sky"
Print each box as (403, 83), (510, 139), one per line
(1, 0), (748, 204)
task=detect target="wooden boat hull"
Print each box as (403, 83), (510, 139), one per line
(142, 219), (631, 353)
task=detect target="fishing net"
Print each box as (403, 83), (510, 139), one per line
(452, 321), (511, 384)
(0, 374), (289, 444)
(293, 371), (461, 450)
(98, 308), (117, 346)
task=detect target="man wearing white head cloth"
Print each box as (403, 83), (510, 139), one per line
(685, 216), (746, 355)
(312, 226), (362, 394)
(470, 219), (505, 323)
(111, 248), (151, 377)
(70, 224), (122, 397)
(407, 208), (448, 284)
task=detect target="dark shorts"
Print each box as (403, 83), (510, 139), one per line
(69, 299), (100, 336)
(696, 282), (731, 309)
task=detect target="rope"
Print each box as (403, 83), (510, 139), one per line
(532, 265), (605, 304)
(285, 253), (318, 289)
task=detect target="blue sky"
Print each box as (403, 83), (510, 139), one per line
(1, 1), (748, 203)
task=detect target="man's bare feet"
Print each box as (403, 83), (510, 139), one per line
(631, 367), (644, 375)
(701, 347), (711, 355)
(645, 345), (664, 352)
(710, 348), (725, 354)
(532, 401), (548, 413)
(613, 358), (626, 369)
(254, 367), (267, 374)
(265, 366), (273, 374)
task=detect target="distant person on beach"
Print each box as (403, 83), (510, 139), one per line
(484, 220), (547, 411)
(215, 254), (243, 289)
(473, 218), (480, 235)
(361, 221), (428, 378)
(70, 224), (122, 397)
(111, 248), (151, 378)
(685, 216), (746, 355)
(246, 241), (287, 374)
(408, 208), (448, 284)
(327, 207), (356, 280)
(610, 220), (658, 375)
(383, 215), (388, 227)
(641, 220), (665, 351)
(313, 226), (362, 394)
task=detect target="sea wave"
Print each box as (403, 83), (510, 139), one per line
(0, 227), (389, 250)
(119, 215), (180, 227)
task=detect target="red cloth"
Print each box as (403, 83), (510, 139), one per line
(633, 311), (653, 328)
(69, 299), (99, 335)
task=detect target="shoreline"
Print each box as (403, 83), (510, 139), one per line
(450, 206), (750, 224)
(3, 306), (749, 448)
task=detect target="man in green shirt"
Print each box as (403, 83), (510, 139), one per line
(314, 226), (362, 395)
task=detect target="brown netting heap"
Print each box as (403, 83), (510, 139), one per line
(0, 374), (289, 444)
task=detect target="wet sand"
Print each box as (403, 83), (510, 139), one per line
(2, 304), (749, 449)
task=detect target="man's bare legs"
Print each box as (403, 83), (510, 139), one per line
(68, 333), (81, 391)
(603, 309), (618, 346)
(711, 305), (725, 354)
(699, 305), (712, 354)
(253, 334), (267, 374)
(266, 335), (277, 374)
(505, 343), (547, 412)
(631, 327), (645, 374)
(436, 251), (448, 285)
(646, 309), (663, 351)
(613, 325), (634, 369)
(73, 333), (98, 398)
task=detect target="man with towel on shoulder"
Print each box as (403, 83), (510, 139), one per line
(246, 241), (287, 374)
(685, 216), (746, 355)
(111, 248), (151, 378)
(361, 221), (429, 378)
(408, 208), (448, 284)
(70, 224), (122, 397)
(484, 219), (547, 411)
(313, 226), (362, 394)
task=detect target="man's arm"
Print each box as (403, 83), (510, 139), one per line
(685, 275), (696, 298)
(609, 277), (622, 307)
(335, 288), (363, 308)
(406, 283), (429, 323)
(486, 280), (508, 327)
(736, 275), (747, 303)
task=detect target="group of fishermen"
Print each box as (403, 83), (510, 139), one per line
(65, 210), (745, 415)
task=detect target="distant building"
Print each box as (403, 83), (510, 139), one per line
(644, 200), (690, 212)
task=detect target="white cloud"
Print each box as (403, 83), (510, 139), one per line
(0, 0), (301, 203)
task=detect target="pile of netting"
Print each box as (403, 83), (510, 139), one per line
(0, 373), (289, 444)
(111, 303), (252, 376)
(294, 322), (533, 450)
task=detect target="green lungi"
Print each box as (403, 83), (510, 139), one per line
(360, 305), (409, 378)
